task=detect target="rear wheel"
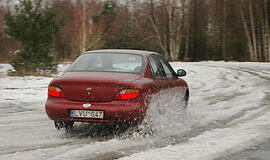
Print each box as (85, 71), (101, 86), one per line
(54, 121), (74, 132)
(183, 89), (189, 109)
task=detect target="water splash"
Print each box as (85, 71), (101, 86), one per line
(121, 88), (188, 139)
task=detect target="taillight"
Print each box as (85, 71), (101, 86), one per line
(48, 86), (65, 97)
(115, 89), (141, 100)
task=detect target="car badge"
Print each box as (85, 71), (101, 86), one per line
(86, 88), (92, 95)
(82, 103), (91, 108)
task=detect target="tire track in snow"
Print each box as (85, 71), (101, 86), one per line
(117, 63), (270, 160)
(120, 63), (270, 159)
(45, 63), (270, 160)
(0, 63), (269, 160)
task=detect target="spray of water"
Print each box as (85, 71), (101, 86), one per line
(122, 87), (188, 139)
(59, 87), (189, 141)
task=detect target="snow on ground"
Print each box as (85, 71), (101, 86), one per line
(0, 62), (269, 160)
(0, 63), (12, 76)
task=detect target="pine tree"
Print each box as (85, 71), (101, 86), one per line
(5, 0), (65, 75)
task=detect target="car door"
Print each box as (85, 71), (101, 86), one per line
(149, 55), (171, 92)
(153, 55), (188, 110)
(149, 54), (181, 110)
(158, 57), (187, 104)
(158, 56), (178, 87)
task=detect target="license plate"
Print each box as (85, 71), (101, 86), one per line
(70, 110), (104, 119)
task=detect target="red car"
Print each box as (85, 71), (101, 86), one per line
(45, 49), (189, 131)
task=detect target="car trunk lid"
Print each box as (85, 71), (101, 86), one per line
(52, 72), (141, 102)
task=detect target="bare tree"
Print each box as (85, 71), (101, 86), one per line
(146, 0), (187, 60)
(81, 0), (87, 53)
(263, 0), (270, 61)
(239, 0), (255, 61)
(147, 0), (169, 59)
(221, 0), (227, 60)
(248, 0), (258, 61)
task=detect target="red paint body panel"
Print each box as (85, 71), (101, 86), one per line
(45, 97), (146, 124)
(52, 72), (141, 102)
(45, 49), (188, 125)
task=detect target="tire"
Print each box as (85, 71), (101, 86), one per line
(54, 121), (74, 132)
(184, 89), (189, 109)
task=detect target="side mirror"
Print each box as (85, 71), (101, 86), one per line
(177, 69), (186, 77)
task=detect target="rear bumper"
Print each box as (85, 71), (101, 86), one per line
(45, 97), (147, 124)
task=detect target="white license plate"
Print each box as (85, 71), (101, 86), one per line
(70, 110), (104, 119)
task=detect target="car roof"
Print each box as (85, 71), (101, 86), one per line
(84, 49), (160, 56)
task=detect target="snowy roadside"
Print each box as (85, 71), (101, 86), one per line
(0, 63), (71, 76)
(0, 64), (12, 76)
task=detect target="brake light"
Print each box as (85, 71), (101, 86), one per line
(115, 89), (141, 100)
(48, 86), (65, 97)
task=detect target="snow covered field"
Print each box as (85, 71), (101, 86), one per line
(0, 62), (269, 160)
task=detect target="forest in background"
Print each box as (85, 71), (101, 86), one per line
(0, 0), (270, 63)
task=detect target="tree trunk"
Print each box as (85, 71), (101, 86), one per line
(168, 0), (176, 60)
(81, 0), (87, 53)
(167, 0), (184, 61)
(148, 0), (169, 59)
(263, 0), (270, 61)
(260, 17), (266, 61)
(239, 1), (254, 61)
(221, 0), (227, 60)
(192, 0), (198, 61)
(248, 0), (258, 61)
(184, 19), (190, 61)
(184, 0), (191, 61)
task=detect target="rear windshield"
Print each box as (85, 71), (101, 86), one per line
(67, 53), (144, 74)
